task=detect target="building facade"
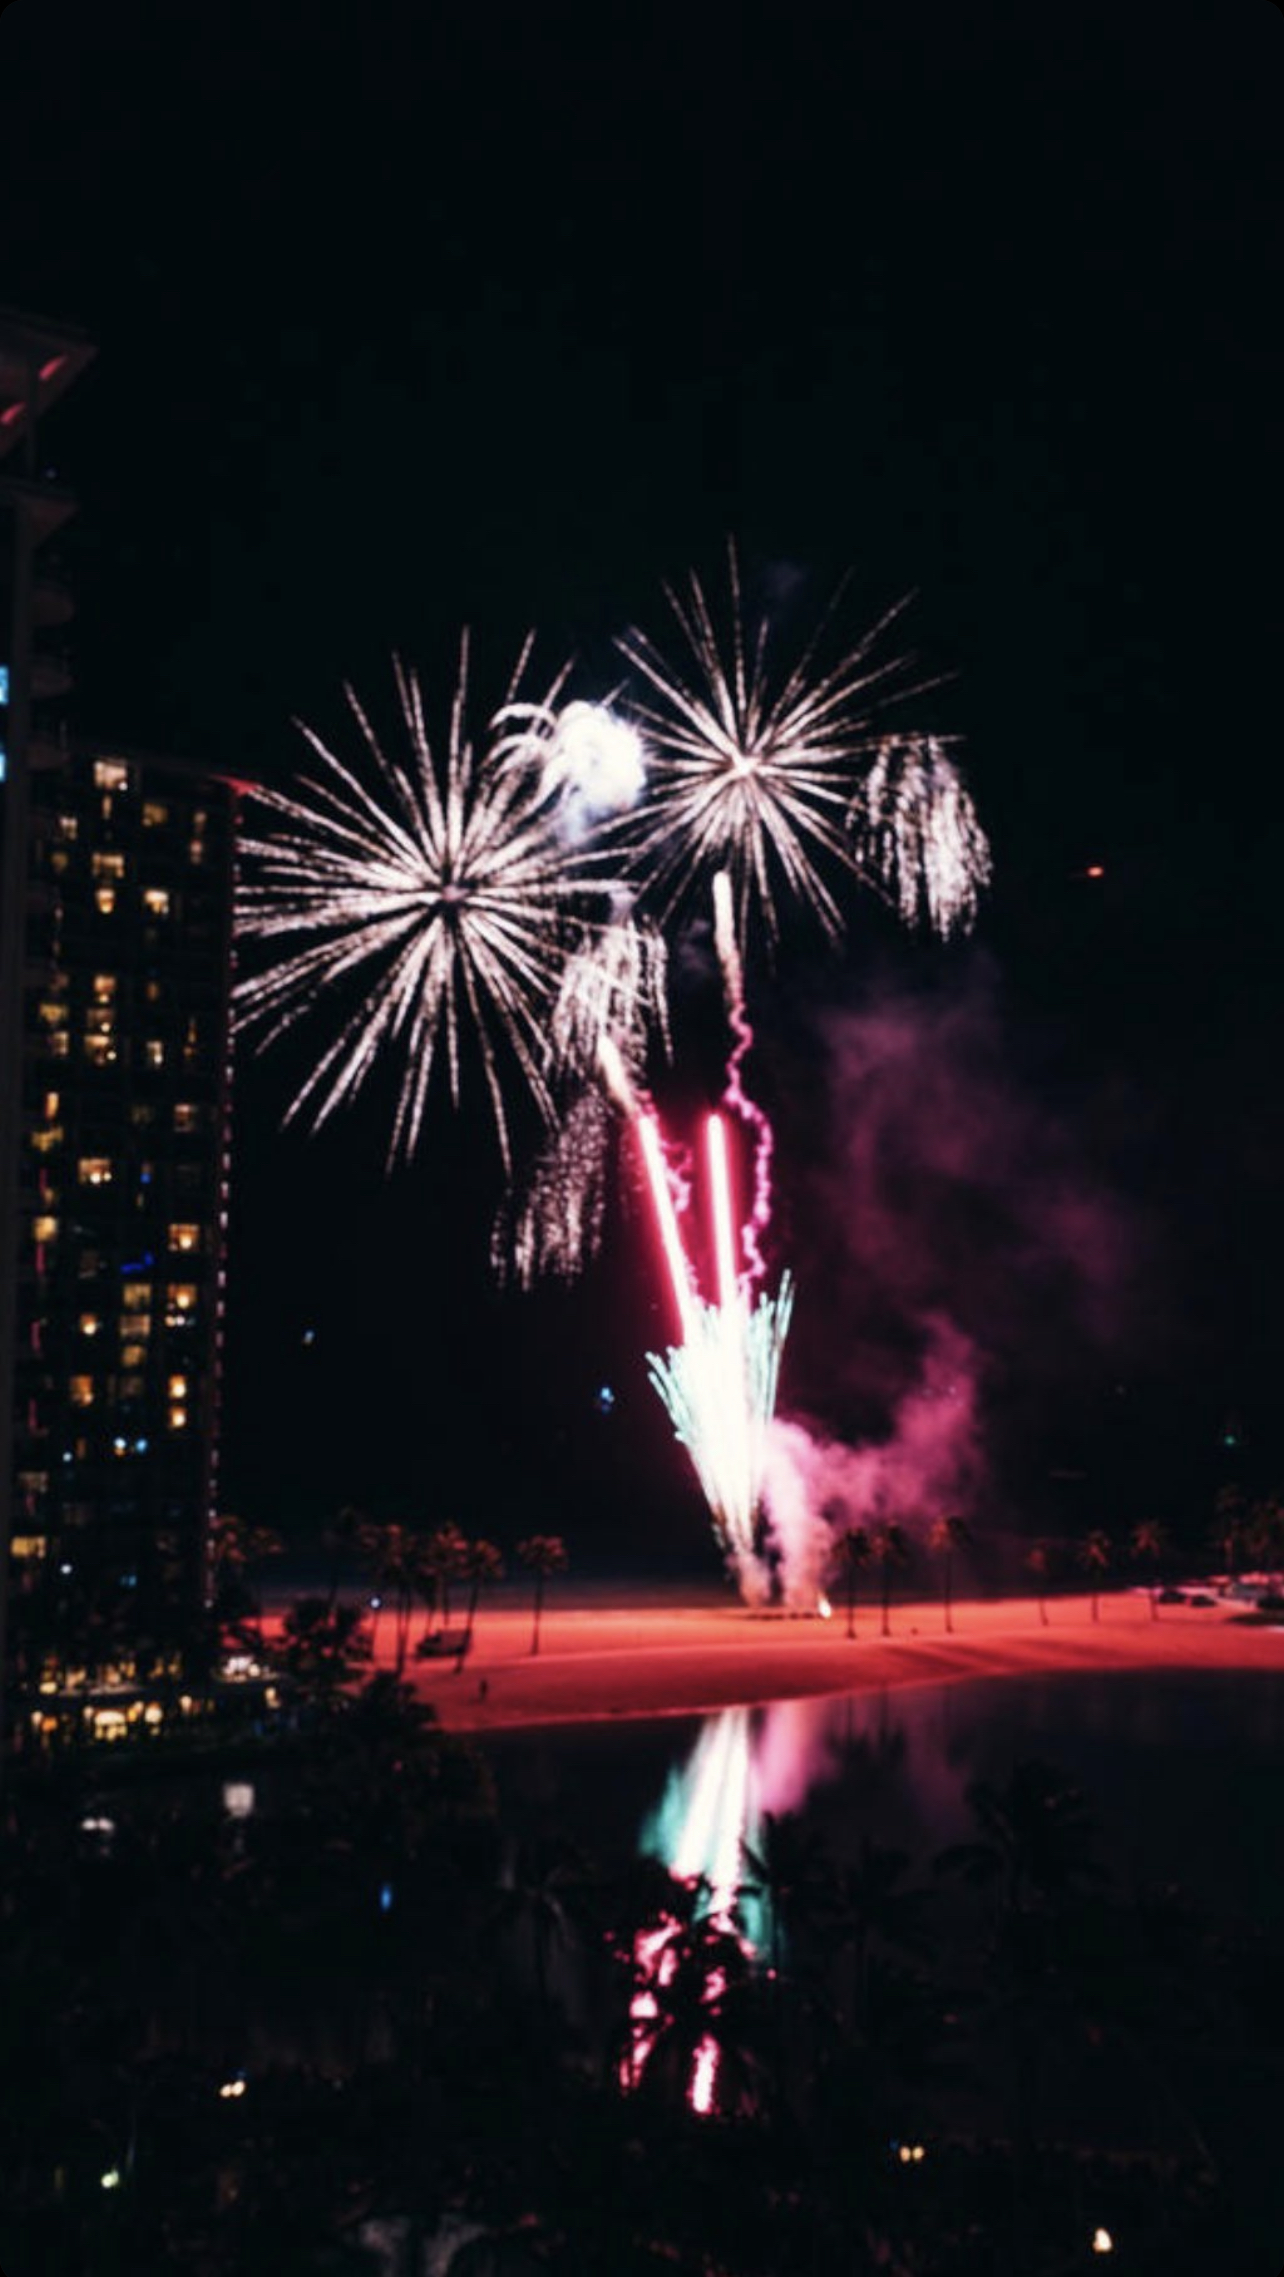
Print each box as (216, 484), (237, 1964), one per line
(1, 310), (236, 1709)
(11, 749), (236, 1687)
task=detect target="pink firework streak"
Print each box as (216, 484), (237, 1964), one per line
(712, 870), (774, 1291)
(638, 1107), (792, 1601)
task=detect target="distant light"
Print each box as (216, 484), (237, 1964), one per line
(1085, 864), (1105, 880)
(369, 1595), (382, 1610)
(218, 2075), (247, 2100)
(817, 1594), (833, 1620)
(80, 1814), (116, 1841)
(302, 1328), (316, 1346)
(1091, 2230), (1114, 2256)
(134, 1438), (148, 1455)
(595, 1384), (615, 1414)
(379, 1882), (394, 1913)
(223, 1780), (255, 1820)
(100, 2169), (122, 2191)
(58, 1561), (73, 1576)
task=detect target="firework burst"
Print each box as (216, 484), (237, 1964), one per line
(235, 643), (621, 1170)
(616, 550), (942, 949)
(855, 733), (992, 938)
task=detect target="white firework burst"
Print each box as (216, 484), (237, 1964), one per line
(855, 735), (993, 938)
(616, 549), (942, 948)
(235, 641), (619, 1170)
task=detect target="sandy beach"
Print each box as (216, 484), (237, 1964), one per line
(338, 1590), (1284, 1734)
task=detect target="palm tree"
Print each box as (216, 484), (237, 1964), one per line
(357, 1522), (422, 1674)
(1025, 1539), (1053, 1625)
(1247, 1494), (1284, 1580)
(938, 1758), (1101, 1916)
(208, 1513), (284, 1653)
(458, 1537), (504, 1663)
(1210, 1485), (1247, 1582)
(425, 1521), (468, 1632)
(1077, 1527), (1112, 1622)
(869, 1522), (912, 1637)
(831, 1835), (930, 2033)
(831, 1526), (871, 1640)
(739, 1810), (834, 1984)
(927, 1514), (972, 1634)
(277, 1597), (370, 1718)
(1130, 1518), (1168, 1618)
(322, 1502), (367, 1615)
(516, 1535), (568, 1656)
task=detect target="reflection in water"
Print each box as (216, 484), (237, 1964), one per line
(628, 1689), (976, 2109)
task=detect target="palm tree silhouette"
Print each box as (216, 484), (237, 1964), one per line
(927, 1513), (972, 1634)
(1130, 1518), (1168, 1618)
(870, 1522), (913, 1637)
(516, 1535), (568, 1656)
(1077, 1528), (1112, 1622)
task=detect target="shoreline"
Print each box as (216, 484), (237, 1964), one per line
(366, 1591), (1284, 1736)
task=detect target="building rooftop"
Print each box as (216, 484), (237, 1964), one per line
(0, 306), (96, 464)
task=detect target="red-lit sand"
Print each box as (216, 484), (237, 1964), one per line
(356, 1592), (1283, 1734)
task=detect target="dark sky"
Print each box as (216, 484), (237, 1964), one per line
(1, 0), (1281, 1563)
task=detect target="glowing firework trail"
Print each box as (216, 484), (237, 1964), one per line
(235, 646), (626, 1171)
(638, 1109), (793, 1597)
(713, 868), (773, 1290)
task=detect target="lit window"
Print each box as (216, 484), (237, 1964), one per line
(49, 848), (69, 876)
(193, 809), (207, 835)
(69, 1375), (95, 1408)
(168, 1406), (188, 1431)
(55, 813), (78, 841)
(46, 1032), (69, 1058)
(121, 1283), (152, 1313)
(167, 1286), (198, 1326)
(94, 761), (132, 792)
(83, 1035), (117, 1068)
(145, 980), (162, 1005)
(30, 1127), (62, 1153)
(37, 999), (68, 1030)
(119, 1374), (145, 1399)
(142, 887), (170, 918)
(173, 1104), (200, 1133)
(43, 1091), (60, 1120)
(32, 1214), (58, 1243)
(78, 1313), (101, 1338)
(95, 887), (116, 916)
(130, 1102), (155, 1128)
(142, 801), (169, 827)
(168, 1373), (189, 1400)
(168, 1224), (200, 1253)
(188, 840), (205, 866)
(77, 1158), (113, 1187)
(92, 851), (127, 880)
(144, 1040), (165, 1069)
(91, 974), (117, 1004)
(120, 1341), (147, 1368)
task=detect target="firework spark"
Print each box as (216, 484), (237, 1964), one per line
(494, 915), (669, 1285)
(235, 644), (621, 1170)
(855, 733), (992, 937)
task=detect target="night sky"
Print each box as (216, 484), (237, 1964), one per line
(1, 1), (1281, 1568)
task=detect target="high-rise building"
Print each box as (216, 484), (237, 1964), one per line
(11, 748), (237, 1692)
(1, 311), (237, 1720)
